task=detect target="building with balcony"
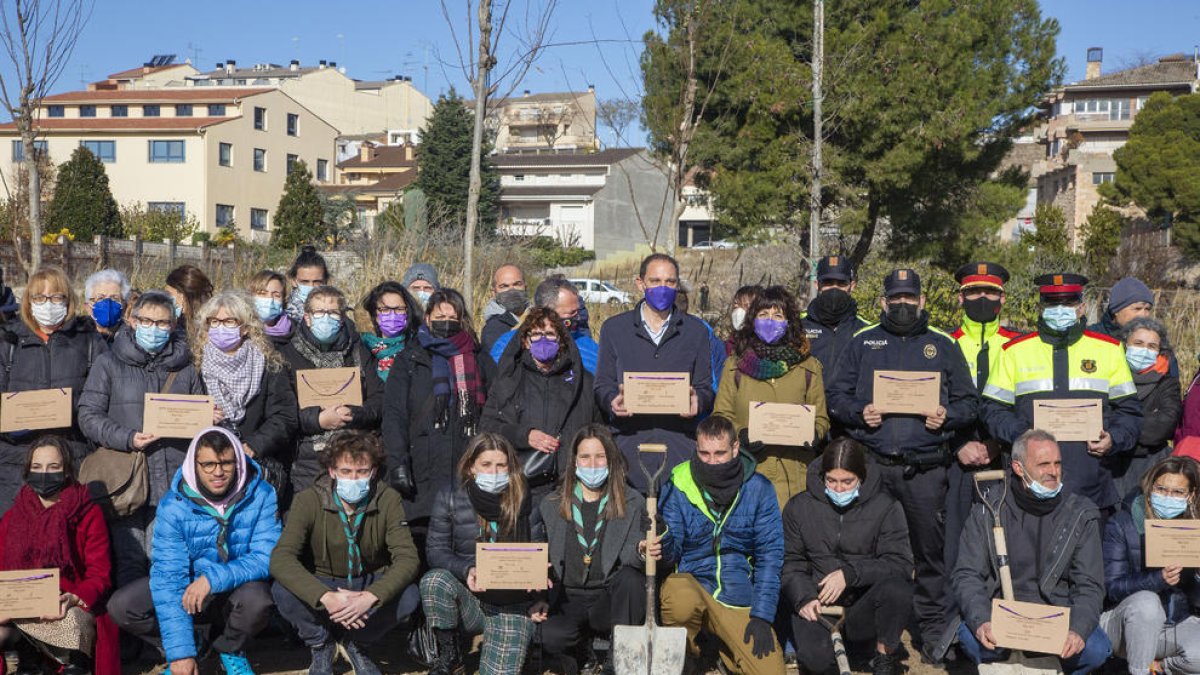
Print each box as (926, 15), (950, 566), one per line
(320, 142), (418, 231)
(478, 89), (598, 154)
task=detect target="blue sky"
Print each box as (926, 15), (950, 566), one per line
(3, 0), (1197, 145)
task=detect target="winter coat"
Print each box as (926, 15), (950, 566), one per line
(425, 482), (546, 581)
(1103, 496), (1200, 624)
(382, 341), (489, 522)
(77, 326), (204, 505)
(228, 364), (298, 467)
(481, 311), (519, 358)
(1130, 352), (1181, 457)
(780, 460), (912, 611)
(0, 286), (16, 322)
(150, 461), (281, 663)
(491, 327), (601, 375)
(800, 301), (870, 376)
(658, 454), (784, 622)
(270, 475), (419, 609)
(541, 488), (646, 594)
(0, 317), (107, 512)
(480, 337), (601, 480)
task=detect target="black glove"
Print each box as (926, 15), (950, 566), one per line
(737, 427), (765, 455)
(390, 461), (416, 498)
(743, 617), (776, 659)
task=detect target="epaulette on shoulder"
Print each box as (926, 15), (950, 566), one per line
(1083, 330), (1121, 346)
(1003, 332), (1039, 350)
(853, 323), (880, 337)
(950, 327), (964, 340)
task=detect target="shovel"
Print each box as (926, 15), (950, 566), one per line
(613, 443), (688, 675)
(819, 606), (852, 675)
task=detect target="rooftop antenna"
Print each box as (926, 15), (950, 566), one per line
(187, 42), (203, 66)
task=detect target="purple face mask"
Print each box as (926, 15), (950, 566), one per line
(209, 325), (244, 352)
(529, 337), (560, 363)
(378, 312), (408, 338)
(754, 317), (788, 344)
(644, 285), (677, 312)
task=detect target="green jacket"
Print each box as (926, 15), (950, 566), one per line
(269, 475), (419, 609)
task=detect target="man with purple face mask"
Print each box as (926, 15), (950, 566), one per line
(594, 253), (715, 492)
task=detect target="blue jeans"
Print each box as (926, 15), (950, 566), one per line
(957, 621), (1111, 675)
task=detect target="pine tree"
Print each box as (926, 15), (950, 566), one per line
(46, 146), (122, 239)
(415, 90), (499, 229)
(272, 160), (324, 248)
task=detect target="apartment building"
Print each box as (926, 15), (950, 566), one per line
(321, 143), (418, 230)
(480, 89), (599, 154)
(0, 88), (337, 241)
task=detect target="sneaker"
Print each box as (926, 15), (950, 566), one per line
(218, 651), (256, 675)
(342, 641), (382, 675)
(870, 651), (903, 675)
(308, 642), (336, 675)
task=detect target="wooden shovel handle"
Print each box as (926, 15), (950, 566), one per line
(645, 495), (657, 577)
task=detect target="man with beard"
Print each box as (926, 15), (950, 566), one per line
(480, 264), (529, 357)
(801, 256), (870, 375)
(827, 268), (979, 661)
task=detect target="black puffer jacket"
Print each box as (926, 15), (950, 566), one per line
(1130, 353), (1181, 457)
(480, 337), (600, 479)
(77, 326), (204, 505)
(0, 317), (108, 512)
(780, 459), (913, 611)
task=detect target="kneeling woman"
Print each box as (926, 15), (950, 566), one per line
(539, 425), (647, 670)
(1101, 456), (1200, 675)
(781, 438), (914, 675)
(420, 433), (545, 675)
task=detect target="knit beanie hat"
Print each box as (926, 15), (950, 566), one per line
(402, 263), (440, 289)
(1108, 277), (1153, 314)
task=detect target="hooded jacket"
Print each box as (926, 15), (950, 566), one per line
(781, 460), (913, 611)
(149, 428), (280, 663)
(658, 453), (784, 622)
(77, 325), (204, 505)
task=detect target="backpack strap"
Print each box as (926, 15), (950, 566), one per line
(161, 370), (180, 394)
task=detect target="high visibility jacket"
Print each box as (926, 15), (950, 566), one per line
(982, 328), (1142, 509)
(951, 318), (1022, 392)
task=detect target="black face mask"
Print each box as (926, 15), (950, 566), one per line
(495, 289), (529, 315)
(963, 297), (1002, 324)
(885, 301), (919, 327)
(27, 471), (66, 499)
(430, 320), (462, 339)
(811, 288), (855, 324)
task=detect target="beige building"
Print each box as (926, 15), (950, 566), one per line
(0, 87), (338, 242)
(482, 89), (599, 154)
(321, 143), (418, 230)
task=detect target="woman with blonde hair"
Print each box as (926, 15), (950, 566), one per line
(248, 270), (295, 348)
(419, 432), (546, 675)
(193, 290), (298, 502)
(0, 266), (106, 513)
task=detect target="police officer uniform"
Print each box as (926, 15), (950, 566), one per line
(801, 256), (870, 375)
(982, 273), (1142, 511)
(827, 269), (979, 653)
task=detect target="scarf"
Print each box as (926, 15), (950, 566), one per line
(263, 313), (293, 339)
(417, 326), (485, 435)
(1, 483), (91, 579)
(331, 490), (367, 583)
(690, 455), (744, 511)
(880, 307), (930, 337)
(736, 341), (807, 381)
(571, 483), (608, 567)
(466, 481), (531, 542)
(202, 341), (266, 425)
(362, 332), (406, 381)
(291, 324), (361, 451)
(181, 426), (250, 518)
(808, 290), (857, 327)
(1010, 473), (1061, 517)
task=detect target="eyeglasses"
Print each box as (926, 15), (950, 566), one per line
(528, 331), (559, 341)
(30, 294), (67, 305)
(89, 294), (123, 303)
(1152, 485), (1192, 499)
(309, 310), (341, 320)
(131, 315), (173, 330)
(206, 317), (243, 329)
(197, 459), (236, 474)
(377, 306), (406, 316)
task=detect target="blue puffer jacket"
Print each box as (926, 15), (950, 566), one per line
(659, 454), (784, 622)
(490, 327), (599, 374)
(150, 456), (281, 662)
(1102, 495), (1200, 624)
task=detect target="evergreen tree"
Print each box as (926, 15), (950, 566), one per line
(415, 90), (499, 229)
(1022, 202), (1070, 256)
(272, 160), (324, 248)
(47, 146), (121, 239)
(1081, 204), (1125, 282)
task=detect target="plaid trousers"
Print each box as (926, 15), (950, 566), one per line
(420, 568), (535, 674)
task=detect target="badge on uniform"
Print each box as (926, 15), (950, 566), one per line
(924, 344), (937, 359)
(1081, 359), (1097, 373)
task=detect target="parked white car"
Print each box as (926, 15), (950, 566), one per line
(570, 278), (632, 305)
(691, 239), (738, 250)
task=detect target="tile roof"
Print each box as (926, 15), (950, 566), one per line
(1067, 57), (1197, 90)
(0, 117), (234, 133)
(337, 145), (417, 169)
(492, 148), (642, 168)
(40, 88), (273, 103)
(319, 171), (416, 195)
(106, 64), (189, 80)
(500, 184), (603, 198)
(467, 90), (593, 107)
(194, 66), (320, 80)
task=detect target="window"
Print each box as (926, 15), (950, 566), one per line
(148, 202), (185, 220)
(81, 140), (116, 163)
(1110, 99), (1131, 121)
(218, 142), (232, 167)
(148, 140), (185, 163)
(216, 204), (234, 229)
(514, 174), (525, 182)
(111, 105), (128, 118)
(47, 105), (65, 118)
(253, 106), (266, 130)
(1048, 138), (1062, 158)
(207, 104), (226, 116)
(253, 148), (266, 172)
(79, 105), (97, 118)
(286, 154), (298, 174)
(175, 104), (193, 117)
(11, 140), (47, 161)
(1074, 99), (1110, 114)
(250, 208), (268, 231)
(286, 113), (299, 136)
(143, 104), (160, 117)
(316, 159), (328, 181)
(1092, 172), (1115, 185)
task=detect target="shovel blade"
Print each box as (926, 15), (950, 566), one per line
(612, 624), (689, 675)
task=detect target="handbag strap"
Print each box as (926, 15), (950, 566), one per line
(161, 369), (180, 394)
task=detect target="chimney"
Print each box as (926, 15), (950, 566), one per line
(329, 61), (337, 69)
(225, 59), (236, 75)
(587, 83), (595, 93)
(1086, 47), (1102, 80)
(290, 59), (300, 71)
(359, 143), (374, 162)
(319, 60), (327, 69)
(523, 90), (531, 97)
(216, 61), (224, 71)
(405, 144), (414, 161)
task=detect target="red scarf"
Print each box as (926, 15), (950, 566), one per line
(1, 483), (91, 580)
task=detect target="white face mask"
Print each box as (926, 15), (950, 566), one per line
(31, 301), (68, 328)
(731, 307), (747, 331)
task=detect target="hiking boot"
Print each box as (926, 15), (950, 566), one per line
(871, 651), (903, 675)
(341, 641), (382, 675)
(429, 629), (464, 675)
(308, 642), (336, 675)
(218, 651), (256, 675)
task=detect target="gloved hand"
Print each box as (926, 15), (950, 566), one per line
(390, 460), (416, 498)
(737, 427), (765, 455)
(743, 617), (776, 659)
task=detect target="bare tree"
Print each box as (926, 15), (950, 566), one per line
(0, 0), (92, 273)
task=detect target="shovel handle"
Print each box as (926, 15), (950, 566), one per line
(645, 496), (657, 578)
(973, 469), (1006, 483)
(994, 525), (1015, 601)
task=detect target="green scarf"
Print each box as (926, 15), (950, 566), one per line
(361, 332), (407, 381)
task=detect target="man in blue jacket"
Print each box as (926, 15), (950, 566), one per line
(109, 427), (281, 675)
(827, 268), (979, 660)
(655, 415), (784, 674)
(594, 254), (714, 490)
(489, 275), (599, 373)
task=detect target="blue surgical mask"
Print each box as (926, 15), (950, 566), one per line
(255, 297), (283, 322)
(1150, 493), (1189, 519)
(135, 325), (171, 353)
(291, 285), (315, 307)
(1126, 346), (1158, 373)
(310, 314), (342, 344)
(475, 471), (509, 494)
(576, 466), (609, 489)
(1041, 305), (1078, 332)
(825, 486), (859, 508)
(172, 303), (183, 319)
(92, 298), (123, 328)
(1021, 464), (1063, 499)
(415, 290), (432, 306)
(644, 285), (677, 312)
(336, 476), (372, 504)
